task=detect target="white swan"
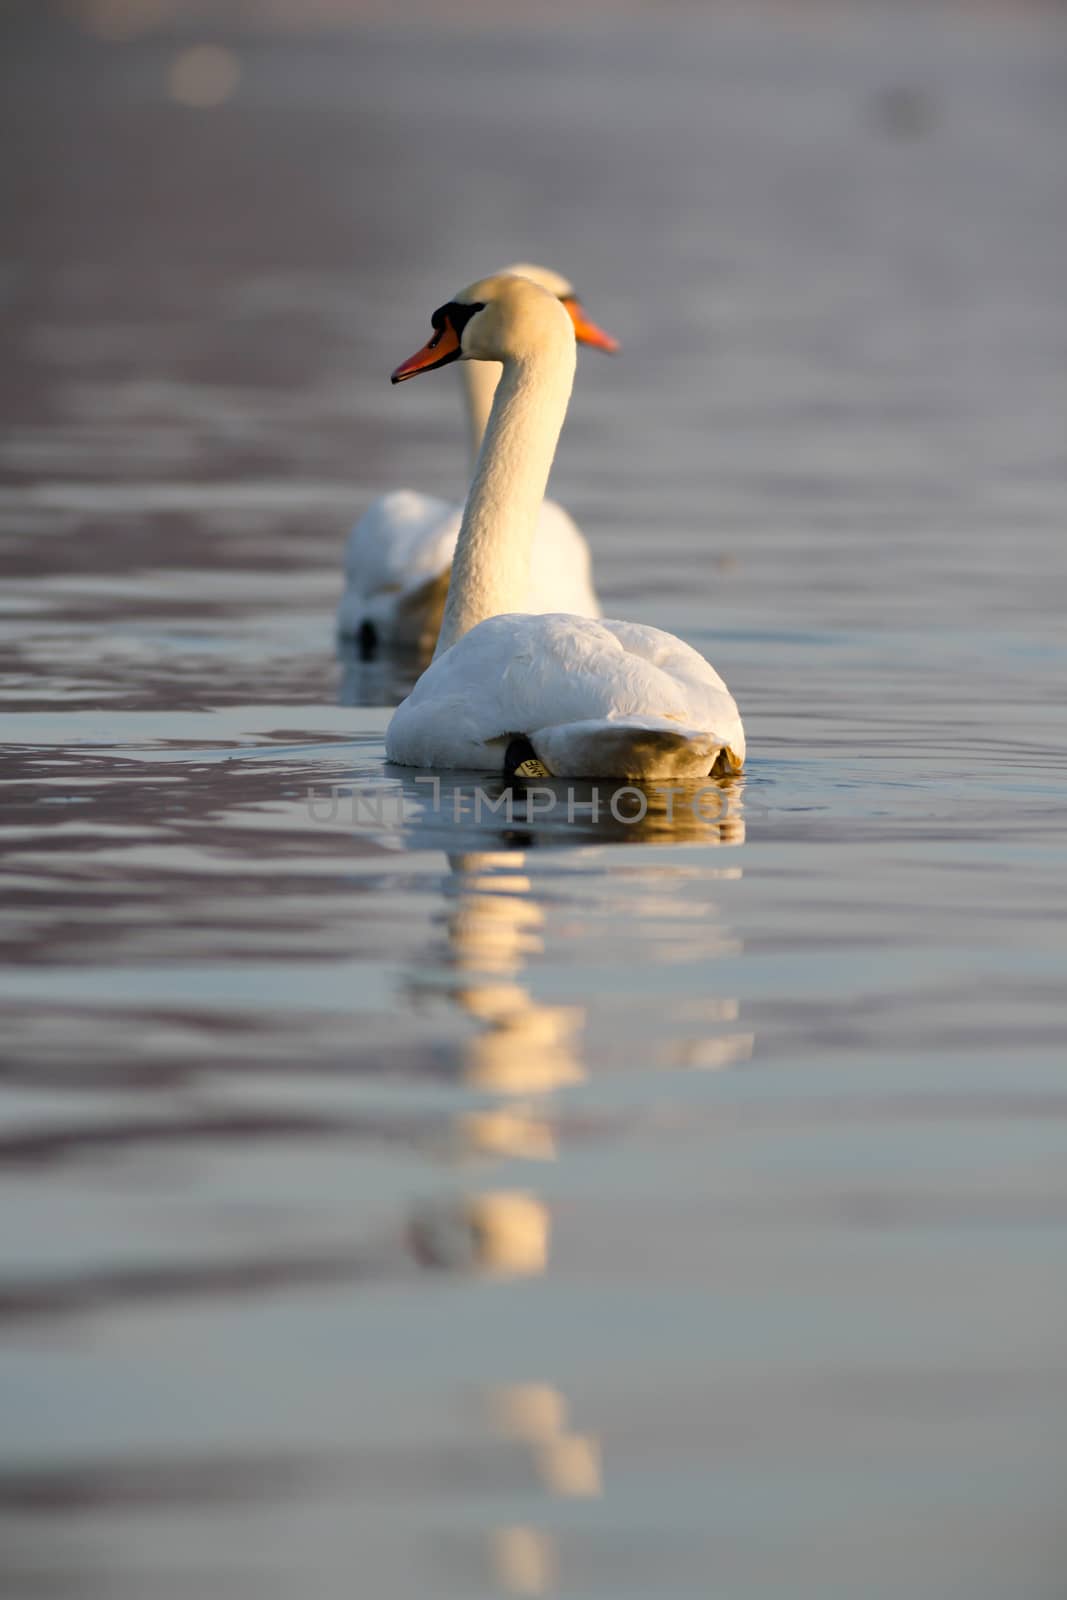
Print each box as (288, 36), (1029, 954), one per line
(339, 263), (617, 656)
(385, 274), (745, 781)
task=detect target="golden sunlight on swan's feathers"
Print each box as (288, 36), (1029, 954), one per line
(384, 272), (744, 779)
(386, 614), (745, 778)
(338, 261), (613, 653)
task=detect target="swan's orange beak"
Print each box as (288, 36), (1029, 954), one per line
(391, 318), (462, 384)
(564, 297), (620, 354)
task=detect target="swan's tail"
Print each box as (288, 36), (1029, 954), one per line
(527, 717), (742, 780)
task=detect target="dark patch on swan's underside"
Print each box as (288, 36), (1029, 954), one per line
(709, 748), (741, 778)
(357, 620), (377, 660)
(500, 737), (740, 781)
(503, 737), (550, 780)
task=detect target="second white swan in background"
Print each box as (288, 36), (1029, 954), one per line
(384, 274), (745, 781)
(339, 263), (617, 657)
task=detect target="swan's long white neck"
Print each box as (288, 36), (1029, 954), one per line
(435, 338), (576, 658)
(460, 359), (501, 464)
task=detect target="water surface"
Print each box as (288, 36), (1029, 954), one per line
(2, 7), (1066, 1597)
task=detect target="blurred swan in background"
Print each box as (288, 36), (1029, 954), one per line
(339, 262), (617, 658)
(385, 273), (745, 780)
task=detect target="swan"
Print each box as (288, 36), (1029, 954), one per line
(339, 262), (618, 657)
(384, 274), (745, 781)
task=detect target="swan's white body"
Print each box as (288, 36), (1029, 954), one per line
(387, 612), (744, 778)
(339, 264), (600, 651)
(385, 274), (745, 781)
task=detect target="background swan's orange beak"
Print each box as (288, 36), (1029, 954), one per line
(391, 321), (462, 383)
(565, 299), (620, 354)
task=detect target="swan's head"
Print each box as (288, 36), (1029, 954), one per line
(501, 262), (619, 355)
(391, 270), (617, 385)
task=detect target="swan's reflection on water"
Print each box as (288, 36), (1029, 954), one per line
(422, 851), (586, 1101)
(488, 1384), (602, 1597)
(398, 832), (748, 1594)
(408, 1189), (550, 1278)
(338, 635), (423, 709)
(405, 849), (581, 1276)
(384, 765), (747, 850)
(403, 851), (598, 1593)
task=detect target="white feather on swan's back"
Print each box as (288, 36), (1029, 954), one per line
(385, 613), (745, 777)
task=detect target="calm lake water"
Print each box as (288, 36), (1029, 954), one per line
(2, 5), (1066, 1597)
